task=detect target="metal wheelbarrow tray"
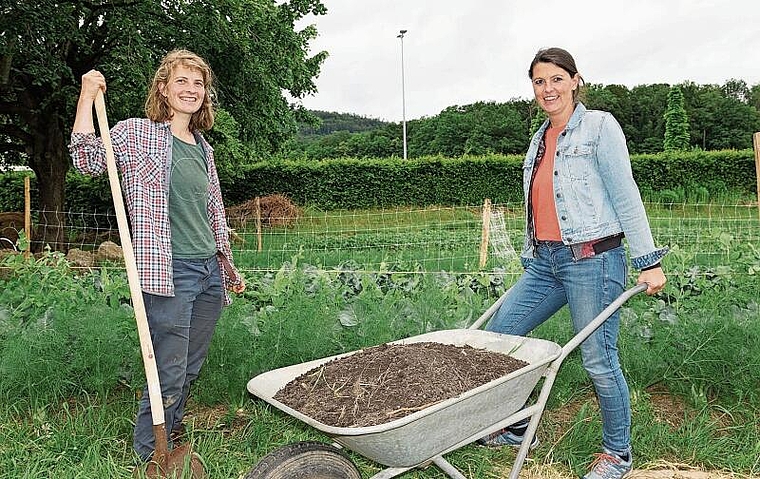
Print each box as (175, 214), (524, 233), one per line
(246, 284), (647, 479)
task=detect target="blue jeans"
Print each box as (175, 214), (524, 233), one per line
(487, 241), (631, 456)
(133, 257), (223, 461)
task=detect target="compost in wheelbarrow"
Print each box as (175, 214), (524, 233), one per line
(247, 328), (562, 468)
(273, 340), (532, 428)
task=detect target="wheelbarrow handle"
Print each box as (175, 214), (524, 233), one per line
(559, 282), (648, 361)
(470, 282), (647, 334)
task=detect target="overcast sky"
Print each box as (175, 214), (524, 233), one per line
(293, 0), (760, 122)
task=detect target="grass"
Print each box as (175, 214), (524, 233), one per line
(1, 204), (759, 478)
(230, 201), (760, 278)
(231, 204), (524, 273)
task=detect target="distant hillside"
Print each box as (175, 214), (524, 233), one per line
(283, 79), (760, 159)
(297, 110), (390, 137)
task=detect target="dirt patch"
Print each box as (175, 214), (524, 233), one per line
(540, 386), (696, 443)
(273, 341), (528, 428)
(183, 404), (250, 438)
(646, 385), (692, 428)
(627, 467), (746, 479)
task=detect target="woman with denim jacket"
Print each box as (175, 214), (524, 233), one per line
(69, 50), (245, 466)
(478, 47), (667, 479)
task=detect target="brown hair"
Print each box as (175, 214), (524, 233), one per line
(144, 49), (216, 131)
(529, 47), (585, 103)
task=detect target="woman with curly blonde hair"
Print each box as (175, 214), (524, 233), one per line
(144, 49), (217, 131)
(70, 49), (245, 464)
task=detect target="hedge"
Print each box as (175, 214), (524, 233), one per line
(0, 149), (756, 214)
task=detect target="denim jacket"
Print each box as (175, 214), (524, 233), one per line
(521, 103), (668, 270)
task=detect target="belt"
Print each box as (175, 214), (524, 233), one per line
(569, 233), (624, 260)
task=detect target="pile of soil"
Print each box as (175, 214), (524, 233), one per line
(226, 194), (302, 229)
(0, 212), (24, 249)
(274, 342), (529, 428)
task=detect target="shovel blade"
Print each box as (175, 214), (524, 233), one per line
(143, 444), (205, 479)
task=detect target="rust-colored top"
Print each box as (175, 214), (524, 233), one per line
(532, 126), (563, 241)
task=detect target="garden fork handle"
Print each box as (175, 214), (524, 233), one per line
(94, 91), (170, 456)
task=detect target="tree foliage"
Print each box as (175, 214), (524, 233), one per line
(664, 85), (690, 151)
(282, 101), (533, 159)
(284, 79), (760, 161)
(529, 106), (547, 137)
(296, 110), (389, 136)
(0, 0), (326, 249)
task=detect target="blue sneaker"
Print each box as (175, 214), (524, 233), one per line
(582, 449), (633, 479)
(476, 426), (539, 449)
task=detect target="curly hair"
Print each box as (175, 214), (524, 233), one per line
(144, 49), (216, 131)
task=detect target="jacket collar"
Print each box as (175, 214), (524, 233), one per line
(565, 102), (587, 130)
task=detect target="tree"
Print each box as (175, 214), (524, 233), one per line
(750, 84), (760, 112)
(628, 84), (669, 153)
(408, 102), (527, 157)
(722, 78), (750, 103)
(528, 105), (547, 138)
(585, 84), (636, 142)
(664, 85), (690, 151)
(681, 81), (760, 150)
(0, 0), (326, 250)
(296, 111), (389, 136)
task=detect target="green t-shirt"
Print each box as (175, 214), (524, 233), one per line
(168, 136), (217, 259)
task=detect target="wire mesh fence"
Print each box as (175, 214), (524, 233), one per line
(2, 202), (758, 276)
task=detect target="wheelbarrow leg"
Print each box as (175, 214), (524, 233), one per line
(365, 456), (467, 479)
(368, 466), (412, 478)
(507, 363), (560, 479)
(431, 456), (468, 479)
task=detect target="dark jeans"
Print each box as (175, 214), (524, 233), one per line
(133, 257), (223, 461)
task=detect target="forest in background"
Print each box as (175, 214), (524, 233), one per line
(283, 79), (760, 160)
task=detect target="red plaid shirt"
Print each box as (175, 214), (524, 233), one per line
(69, 118), (240, 304)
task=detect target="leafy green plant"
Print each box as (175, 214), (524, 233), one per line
(0, 252), (137, 403)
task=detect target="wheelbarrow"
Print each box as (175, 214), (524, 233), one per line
(245, 283), (648, 479)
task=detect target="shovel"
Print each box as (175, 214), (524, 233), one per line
(94, 90), (205, 479)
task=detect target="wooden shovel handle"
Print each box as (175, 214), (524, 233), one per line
(93, 91), (167, 437)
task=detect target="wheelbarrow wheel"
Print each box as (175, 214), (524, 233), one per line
(244, 441), (361, 479)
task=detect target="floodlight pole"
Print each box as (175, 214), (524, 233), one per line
(397, 29), (408, 160)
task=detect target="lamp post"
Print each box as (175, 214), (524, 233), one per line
(397, 29), (408, 160)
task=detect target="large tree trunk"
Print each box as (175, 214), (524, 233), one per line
(34, 158), (68, 253)
(29, 114), (69, 253)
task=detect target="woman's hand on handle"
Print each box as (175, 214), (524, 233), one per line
(637, 267), (666, 295)
(81, 70), (106, 101)
(73, 70), (107, 134)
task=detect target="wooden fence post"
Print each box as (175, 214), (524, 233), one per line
(24, 175), (31, 258)
(255, 196), (263, 252)
(479, 198), (492, 269)
(754, 132), (760, 223)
